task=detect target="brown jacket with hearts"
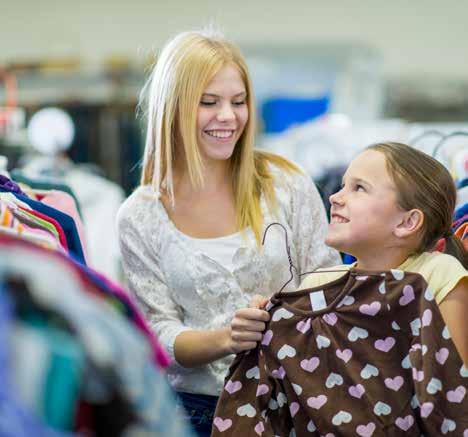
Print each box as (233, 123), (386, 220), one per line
(212, 258), (467, 436)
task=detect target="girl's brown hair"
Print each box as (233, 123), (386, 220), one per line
(367, 142), (468, 268)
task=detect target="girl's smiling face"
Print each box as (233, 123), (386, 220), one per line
(326, 150), (406, 259)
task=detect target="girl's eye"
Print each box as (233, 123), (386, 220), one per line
(233, 100), (246, 106)
(200, 101), (216, 106)
(356, 184), (365, 192)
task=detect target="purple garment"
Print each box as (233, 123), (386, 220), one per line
(452, 213), (468, 231)
(0, 174), (26, 196)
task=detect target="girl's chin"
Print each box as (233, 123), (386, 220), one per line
(325, 237), (345, 253)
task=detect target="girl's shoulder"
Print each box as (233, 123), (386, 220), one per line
(402, 251), (467, 304)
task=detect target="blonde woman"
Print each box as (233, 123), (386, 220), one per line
(117, 30), (340, 436)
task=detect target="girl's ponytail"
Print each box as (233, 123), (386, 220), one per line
(445, 233), (468, 269)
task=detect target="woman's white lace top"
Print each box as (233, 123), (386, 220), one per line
(117, 165), (341, 396)
(180, 231), (244, 273)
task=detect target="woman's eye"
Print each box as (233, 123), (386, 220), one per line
(200, 101), (216, 106)
(233, 100), (246, 106)
(356, 184), (365, 192)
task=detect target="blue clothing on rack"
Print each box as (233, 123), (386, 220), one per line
(458, 178), (468, 189)
(0, 289), (73, 437)
(455, 203), (468, 221)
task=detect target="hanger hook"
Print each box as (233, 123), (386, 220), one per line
(262, 222), (298, 293)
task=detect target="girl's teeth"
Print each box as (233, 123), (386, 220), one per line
(333, 216), (348, 223)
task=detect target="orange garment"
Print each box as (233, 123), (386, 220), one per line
(454, 221), (468, 250)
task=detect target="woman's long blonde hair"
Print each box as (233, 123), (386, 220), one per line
(140, 29), (300, 245)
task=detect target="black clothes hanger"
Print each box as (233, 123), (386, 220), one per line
(262, 222), (358, 294)
(409, 129), (445, 147)
(431, 131), (468, 158)
(262, 222), (298, 293)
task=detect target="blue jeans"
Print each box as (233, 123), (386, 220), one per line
(176, 392), (218, 437)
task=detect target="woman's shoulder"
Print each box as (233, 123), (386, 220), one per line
(117, 185), (164, 232)
(256, 150), (309, 191)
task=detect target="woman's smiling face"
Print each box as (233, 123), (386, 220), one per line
(196, 64), (248, 163)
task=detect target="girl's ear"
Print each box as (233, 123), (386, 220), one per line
(394, 209), (424, 238)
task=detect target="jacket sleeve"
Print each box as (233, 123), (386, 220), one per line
(409, 291), (468, 436)
(212, 339), (294, 436)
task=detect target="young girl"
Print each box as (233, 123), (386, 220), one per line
(212, 142), (468, 436)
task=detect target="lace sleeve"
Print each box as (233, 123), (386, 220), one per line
(117, 209), (191, 362)
(288, 171), (341, 275)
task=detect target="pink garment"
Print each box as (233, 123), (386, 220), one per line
(41, 190), (88, 263)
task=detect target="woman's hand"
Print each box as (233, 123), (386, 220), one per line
(175, 295), (272, 367)
(225, 295), (271, 355)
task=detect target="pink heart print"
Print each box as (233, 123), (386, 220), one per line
(399, 285), (415, 306)
(254, 421), (265, 435)
(356, 422), (376, 437)
(384, 376), (404, 391)
(323, 312), (337, 326)
(307, 394), (328, 409)
(261, 330), (273, 346)
(271, 366), (286, 379)
(300, 357), (320, 373)
(374, 337), (396, 352)
(296, 318), (311, 333)
(225, 380), (242, 394)
(348, 384), (365, 398)
(435, 348), (449, 365)
(214, 417), (232, 432)
(336, 348), (353, 363)
(420, 402), (434, 418)
(412, 368), (424, 382)
(395, 415), (414, 431)
(289, 402), (300, 418)
(359, 301), (381, 316)
(447, 386), (466, 403)
(256, 384), (269, 396)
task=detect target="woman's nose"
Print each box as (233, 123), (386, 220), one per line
(217, 103), (235, 122)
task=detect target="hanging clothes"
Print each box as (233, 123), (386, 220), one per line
(0, 187), (86, 264)
(0, 290), (74, 437)
(15, 157), (124, 281)
(0, 236), (193, 436)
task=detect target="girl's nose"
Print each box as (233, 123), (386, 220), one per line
(329, 189), (344, 205)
